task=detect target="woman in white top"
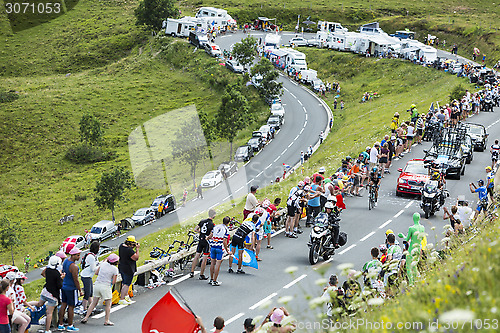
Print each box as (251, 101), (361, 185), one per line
(81, 253), (119, 326)
(80, 241), (100, 312)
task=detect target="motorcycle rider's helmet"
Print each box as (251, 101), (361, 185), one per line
(486, 166), (492, 172)
(478, 179), (484, 186)
(431, 172), (440, 180)
(325, 202), (334, 210)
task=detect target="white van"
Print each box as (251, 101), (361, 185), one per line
(88, 220), (117, 242)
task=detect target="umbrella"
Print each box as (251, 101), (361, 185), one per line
(303, 19), (316, 25)
(474, 47), (480, 55)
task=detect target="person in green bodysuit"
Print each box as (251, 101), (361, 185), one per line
(398, 212), (425, 285)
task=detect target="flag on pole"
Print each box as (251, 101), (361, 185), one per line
(229, 246), (259, 269)
(142, 290), (199, 333)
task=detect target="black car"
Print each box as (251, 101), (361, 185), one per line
(234, 145), (254, 162)
(461, 134), (474, 164)
(247, 137), (264, 152)
(424, 145), (466, 180)
(150, 194), (176, 217)
(218, 161), (238, 177)
(465, 123), (488, 151)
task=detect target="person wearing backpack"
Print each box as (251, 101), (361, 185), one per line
(80, 241), (100, 314)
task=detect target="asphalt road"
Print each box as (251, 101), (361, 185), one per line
(75, 93), (500, 332)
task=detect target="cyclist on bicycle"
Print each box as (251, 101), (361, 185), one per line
(368, 166), (382, 204)
(490, 139), (500, 169)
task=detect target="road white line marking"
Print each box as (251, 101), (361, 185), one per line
(246, 179), (255, 185)
(405, 201), (413, 209)
(300, 128), (304, 134)
(305, 113), (308, 120)
(214, 183), (221, 189)
(208, 202), (220, 209)
(265, 163), (272, 170)
(294, 134), (300, 141)
(280, 148), (288, 155)
(283, 87), (289, 92)
(394, 210), (404, 218)
(92, 301), (136, 318)
(270, 229), (285, 238)
(283, 274), (307, 289)
(223, 195), (231, 201)
(290, 93), (297, 99)
(304, 120), (308, 127)
(249, 292), (278, 310)
(297, 100), (303, 106)
(167, 272), (199, 286)
(302, 106), (307, 113)
(236, 185), (244, 192)
(339, 244), (356, 255)
(274, 156), (280, 162)
(255, 150), (261, 157)
(244, 160), (251, 166)
(379, 219), (393, 229)
(256, 171), (264, 177)
(360, 231), (375, 242)
(226, 312), (245, 325)
(287, 142), (293, 148)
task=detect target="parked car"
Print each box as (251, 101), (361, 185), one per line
(234, 145), (254, 162)
(270, 103), (285, 118)
(97, 245), (113, 257)
(312, 79), (325, 92)
(0, 265), (18, 278)
(150, 194), (176, 218)
(205, 43), (222, 57)
(189, 32), (208, 48)
(247, 137), (264, 152)
(396, 159), (430, 197)
(461, 134), (474, 164)
(259, 124), (272, 139)
(88, 220), (117, 242)
(218, 161), (238, 178)
(131, 208), (155, 226)
(465, 123), (488, 151)
(306, 37), (321, 47)
(251, 74), (263, 87)
(267, 115), (282, 130)
(60, 235), (86, 254)
(289, 37), (308, 47)
(226, 59), (245, 73)
(201, 170), (223, 187)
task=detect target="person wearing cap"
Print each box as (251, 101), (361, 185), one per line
(415, 113), (426, 144)
(118, 235), (139, 305)
(243, 186), (260, 220)
(58, 247), (83, 331)
(390, 112), (400, 133)
(369, 143), (380, 172)
(486, 166), (495, 200)
(4, 271), (31, 332)
(37, 255), (63, 333)
(228, 214), (256, 274)
(260, 307), (295, 332)
(470, 180), (488, 221)
(13, 272), (34, 313)
(322, 274), (344, 318)
(360, 147), (370, 164)
(81, 253), (119, 326)
(189, 209), (216, 280)
(23, 254), (30, 274)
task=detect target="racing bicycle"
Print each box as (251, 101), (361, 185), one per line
(368, 184), (378, 210)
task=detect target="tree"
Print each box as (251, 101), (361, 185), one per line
(449, 83), (466, 103)
(216, 85), (249, 159)
(250, 58), (283, 102)
(79, 114), (103, 147)
(0, 216), (22, 265)
(231, 36), (258, 70)
(172, 116), (209, 189)
(134, 0), (178, 30)
(199, 111), (218, 161)
(94, 167), (134, 222)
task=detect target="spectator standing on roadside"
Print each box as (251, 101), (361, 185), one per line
(406, 122), (415, 152)
(390, 112), (400, 134)
(182, 188), (188, 207)
(189, 209), (216, 280)
(379, 143), (389, 174)
(0, 280), (13, 333)
(80, 241), (99, 313)
(208, 217), (230, 286)
(118, 236), (139, 305)
(195, 316), (226, 333)
(81, 254), (119, 326)
(243, 186), (260, 220)
(285, 182), (305, 238)
(306, 176), (324, 227)
(23, 255), (30, 274)
(333, 99), (338, 110)
(58, 248), (83, 332)
(369, 143), (380, 171)
(197, 185), (203, 199)
(415, 114), (425, 144)
(38, 256), (62, 333)
(385, 136), (396, 173)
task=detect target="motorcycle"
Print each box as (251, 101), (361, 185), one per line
(420, 180), (449, 219)
(482, 96), (494, 112)
(307, 211), (347, 265)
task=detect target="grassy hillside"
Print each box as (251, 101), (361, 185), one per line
(181, 0), (500, 66)
(0, 0), (269, 265)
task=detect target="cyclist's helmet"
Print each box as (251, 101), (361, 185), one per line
(372, 166), (378, 173)
(431, 172), (440, 180)
(254, 207), (265, 215)
(486, 166), (492, 171)
(379, 244), (387, 252)
(345, 156), (352, 161)
(304, 185), (312, 192)
(478, 179), (484, 186)
(325, 202), (334, 209)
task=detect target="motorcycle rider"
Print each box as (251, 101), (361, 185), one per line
(368, 166), (382, 203)
(490, 140), (500, 169)
(324, 202), (340, 249)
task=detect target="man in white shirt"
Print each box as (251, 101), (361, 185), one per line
(369, 143), (380, 171)
(243, 185), (259, 220)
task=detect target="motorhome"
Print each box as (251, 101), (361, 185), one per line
(269, 49), (290, 69)
(284, 49), (307, 71)
(195, 7), (235, 27)
(264, 33), (281, 52)
(325, 31), (358, 51)
(299, 69), (317, 85)
(400, 40), (437, 63)
(165, 17), (207, 37)
(317, 21), (348, 33)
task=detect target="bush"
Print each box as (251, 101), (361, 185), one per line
(449, 83), (467, 102)
(74, 193), (87, 202)
(65, 144), (115, 164)
(0, 90), (19, 103)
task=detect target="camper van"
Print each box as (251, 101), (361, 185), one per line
(284, 49), (307, 71)
(299, 69), (318, 85)
(195, 7), (234, 28)
(165, 17), (201, 37)
(264, 34), (281, 52)
(317, 21), (348, 33)
(269, 49), (290, 69)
